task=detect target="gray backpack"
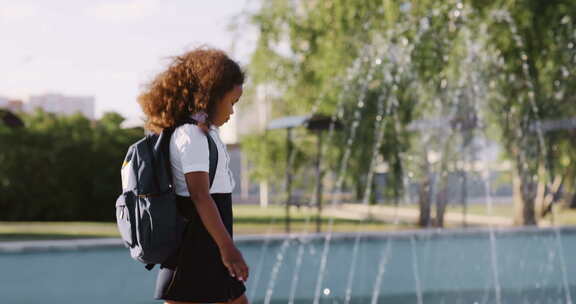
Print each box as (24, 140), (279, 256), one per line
(115, 118), (217, 270)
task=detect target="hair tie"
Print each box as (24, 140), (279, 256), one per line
(191, 111), (208, 124)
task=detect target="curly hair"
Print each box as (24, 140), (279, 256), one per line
(138, 47), (245, 134)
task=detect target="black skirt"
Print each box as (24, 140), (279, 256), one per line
(154, 193), (246, 302)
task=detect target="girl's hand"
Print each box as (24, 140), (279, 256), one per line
(220, 243), (249, 282)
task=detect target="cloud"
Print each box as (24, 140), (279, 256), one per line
(84, 0), (159, 22)
(0, 3), (39, 22)
(110, 71), (136, 81)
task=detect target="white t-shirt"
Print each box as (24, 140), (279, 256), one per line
(170, 122), (236, 195)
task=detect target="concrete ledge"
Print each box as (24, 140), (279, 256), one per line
(2, 225), (576, 253)
(0, 238), (124, 253)
(237, 225), (576, 245)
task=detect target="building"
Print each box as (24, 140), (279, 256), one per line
(0, 96), (24, 113)
(25, 93), (95, 120)
(217, 84), (276, 205)
(218, 83), (276, 144)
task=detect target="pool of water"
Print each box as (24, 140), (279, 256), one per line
(1, 226), (575, 303)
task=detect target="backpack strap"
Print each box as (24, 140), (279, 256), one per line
(146, 136), (163, 193)
(206, 132), (218, 188)
(145, 120), (219, 271)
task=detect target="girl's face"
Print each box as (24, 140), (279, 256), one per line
(212, 85), (242, 127)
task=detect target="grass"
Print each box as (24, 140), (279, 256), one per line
(396, 201), (576, 226)
(0, 222), (120, 241)
(445, 204), (515, 218)
(3, 203), (575, 242)
(394, 202), (515, 218)
(0, 205), (412, 241)
(544, 208), (576, 226)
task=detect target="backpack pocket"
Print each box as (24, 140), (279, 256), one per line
(134, 191), (186, 264)
(116, 192), (136, 248)
(139, 191), (183, 248)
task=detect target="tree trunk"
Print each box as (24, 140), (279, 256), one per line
(520, 176), (538, 225)
(571, 191), (576, 209)
(513, 168), (523, 225)
(567, 166), (576, 208)
(418, 175), (432, 227)
(435, 178), (449, 228)
(514, 159), (538, 226)
(534, 159), (547, 218)
(418, 148), (433, 227)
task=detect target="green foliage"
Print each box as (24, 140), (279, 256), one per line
(242, 0), (460, 201)
(241, 0), (576, 219)
(0, 110), (143, 221)
(241, 127), (320, 201)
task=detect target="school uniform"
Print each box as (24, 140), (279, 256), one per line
(153, 121), (246, 302)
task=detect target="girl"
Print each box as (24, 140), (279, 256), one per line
(138, 47), (249, 304)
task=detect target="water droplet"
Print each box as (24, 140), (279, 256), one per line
(521, 54), (528, 61)
(419, 17), (430, 31)
(456, 2), (464, 9)
(453, 10), (461, 18)
(568, 42), (574, 49)
(440, 79), (448, 89)
(358, 102), (364, 108)
(323, 288), (331, 296)
(561, 16), (570, 24)
(376, 115), (382, 121)
(522, 63), (529, 70)
(555, 91), (564, 100)
(401, 37), (409, 46)
(375, 58), (382, 65)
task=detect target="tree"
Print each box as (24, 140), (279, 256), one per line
(240, 0), (576, 227)
(476, 0), (576, 225)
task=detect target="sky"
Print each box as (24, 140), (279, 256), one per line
(0, 0), (258, 124)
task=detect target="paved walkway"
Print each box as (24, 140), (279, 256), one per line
(324, 203), (513, 226)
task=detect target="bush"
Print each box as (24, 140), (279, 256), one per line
(0, 110), (143, 221)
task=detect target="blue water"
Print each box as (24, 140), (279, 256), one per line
(2, 227), (576, 303)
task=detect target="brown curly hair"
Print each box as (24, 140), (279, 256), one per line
(138, 47), (245, 134)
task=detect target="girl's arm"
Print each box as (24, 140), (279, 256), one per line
(185, 171), (249, 282)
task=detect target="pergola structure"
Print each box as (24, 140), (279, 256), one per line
(268, 114), (342, 233)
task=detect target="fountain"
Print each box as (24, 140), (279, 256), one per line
(239, 1), (576, 304)
(2, 2), (574, 304)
